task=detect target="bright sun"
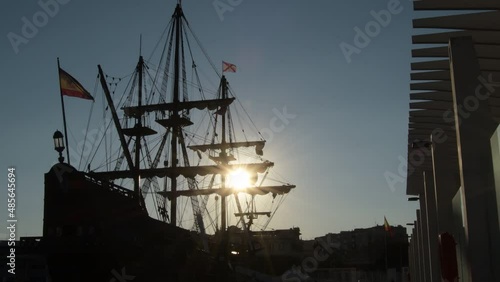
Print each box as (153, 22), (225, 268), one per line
(228, 169), (251, 190)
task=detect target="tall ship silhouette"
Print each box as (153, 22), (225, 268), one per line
(39, 1), (299, 281)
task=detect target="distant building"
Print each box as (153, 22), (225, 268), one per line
(0, 238), (50, 282)
(227, 226), (302, 258)
(303, 225), (409, 282)
(227, 226), (303, 275)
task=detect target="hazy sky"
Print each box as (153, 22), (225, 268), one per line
(0, 0), (419, 239)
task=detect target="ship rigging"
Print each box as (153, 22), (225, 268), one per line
(75, 2), (295, 239)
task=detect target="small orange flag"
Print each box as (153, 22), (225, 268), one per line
(384, 216), (394, 237)
(384, 216), (391, 232)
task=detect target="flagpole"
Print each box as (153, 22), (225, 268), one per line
(57, 58), (71, 165)
(385, 231), (388, 281)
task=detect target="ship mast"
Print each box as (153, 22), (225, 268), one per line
(220, 75), (228, 231)
(93, 2), (295, 234)
(98, 56), (155, 207)
(170, 3), (182, 226)
(135, 55), (144, 202)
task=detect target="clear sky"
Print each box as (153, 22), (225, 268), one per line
(0, 0), (419, 240)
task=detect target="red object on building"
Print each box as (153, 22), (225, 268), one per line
(438, 232), (459, 282)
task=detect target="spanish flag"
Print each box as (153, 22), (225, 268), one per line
(59, 68), (94, 100)
(384, 216), (390, 231)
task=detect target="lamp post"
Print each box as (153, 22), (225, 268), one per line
(53, 130), (65, 163)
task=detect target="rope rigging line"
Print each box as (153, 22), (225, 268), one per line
(182, 17), (221, 79)
(144, 58), (220, 99)
(93, 69), (138, 173)
(228, 85), (266, 141)
(91, 148), (125, 172)
(227, 107), (234, 144)
(91, 72), (134, 173)
(268, 168), (292, 185)
(180, 26), (189, 108)
(124, 72), (138, 108)
(78, 101), (95, 171)
(144, 65), (165, 106)
(108, 69), (137, 109)
(263, 194), (288, 231)
(150, 184), (160, 220)
(179, 193), (192, 229)
(140, 131), (169, 220)
(141, 61), (149, 113)
(147, 16), (174, 65)
(86, 116), (118, 171)
(232, 105), (249, 142)
(159, 21), (176, 104)
(182, 20), (205, 101)
(139, 142), (165, 220)
(77, 76), (99, 170)
(184, 111), (209, 147)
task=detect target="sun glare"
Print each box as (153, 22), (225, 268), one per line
(228, 169), (251, 190)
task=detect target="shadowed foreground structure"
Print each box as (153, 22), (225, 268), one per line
(406, 1), (500, 282)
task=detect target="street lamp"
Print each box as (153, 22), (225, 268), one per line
(406, 223), (415, 226)
(408, 197), (419, 202)
(53, 130), (65, 163)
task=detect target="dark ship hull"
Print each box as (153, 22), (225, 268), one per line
(22, 163), (301, 282)
(40, 163), (216, 282)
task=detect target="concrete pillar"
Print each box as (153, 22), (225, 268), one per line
(415, 215), (422, 282)
(449, 36), (500, 282)
(452, 187), (470, 282)
(414, 223), (420, 282)
(409, 236), (414, 282)
(417, 208), (430, 282)
(431, 133), (460, 235)
(411, 227), (420, 282)
(423, 170), (441, 282)
(409, 235), (414, 282)
(490, 127), (500, 234)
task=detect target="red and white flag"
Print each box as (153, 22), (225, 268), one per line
(222, 61), (237, 73)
